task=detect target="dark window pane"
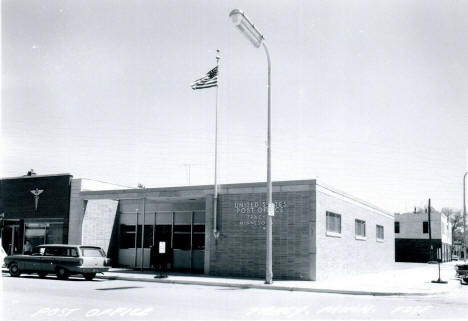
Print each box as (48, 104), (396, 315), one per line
(136, 225), (142, 247)
(144, 225), (153, 248)
(192, 233), (205, 250)
(173, 234), (191, 250)
(119, 225), (136, 249)
(423, 221), (428, 234)
(155, 225), (172, 243)
(394, 222), (400, 233)
(70, 248), (79, 257)
(174, 225), (191, 233)
(44, 247), (62, 256)
(193, 225), (205, 233)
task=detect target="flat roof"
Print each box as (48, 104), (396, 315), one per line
(80, 179), (316, 195)
(1, 173), (72, 180)
(79, 178), (392, 216)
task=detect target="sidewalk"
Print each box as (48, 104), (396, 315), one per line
(96, 261), (464, 296)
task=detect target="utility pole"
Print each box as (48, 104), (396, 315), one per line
(463, 172), (467, 262)
(428, 198), (433, 261)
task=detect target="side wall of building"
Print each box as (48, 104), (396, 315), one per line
(315, 185), (395, 280)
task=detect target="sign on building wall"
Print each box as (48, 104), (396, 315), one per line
(234, 201), (288, 227)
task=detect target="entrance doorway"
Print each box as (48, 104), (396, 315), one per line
(2, 220), (23, 255)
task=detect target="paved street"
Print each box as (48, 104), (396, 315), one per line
(2, 273), (467, 321)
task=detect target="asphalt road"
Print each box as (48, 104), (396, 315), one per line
(1, 273), (467, 321)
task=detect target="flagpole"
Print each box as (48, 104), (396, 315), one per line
(213, 49), (220, 239)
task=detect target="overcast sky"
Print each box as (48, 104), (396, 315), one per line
(2, 0), (468, 213)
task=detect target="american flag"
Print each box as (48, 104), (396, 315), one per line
(191, 66), (218, 90)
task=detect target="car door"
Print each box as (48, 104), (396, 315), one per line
(40, 247), (58, 272)
(29, 247), (45, 271)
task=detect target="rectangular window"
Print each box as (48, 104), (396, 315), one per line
(376, 225), (384, 240)
(326, 212), (341, 235)
(119, 225), (136, 249)
(423, 221), (428, 234)
(25, 222), (64, 249)
(144, 225), (153, 248)
(394, 222), (400, 234)
(136, 225), (155, 248)
(192, 233), (205, 250)
(81, 247), (106, 257)
(192, 223), (205, 250)
(355, 219), (366, 238)
(173, 233), (191, 250)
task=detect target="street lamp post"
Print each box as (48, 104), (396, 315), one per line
(229, 9), (273, 284)
(463, 172), (467, 262)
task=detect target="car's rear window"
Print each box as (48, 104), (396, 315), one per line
(80, 247), (106, 257)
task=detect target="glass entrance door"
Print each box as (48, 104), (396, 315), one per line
(3, 224), (21, 255)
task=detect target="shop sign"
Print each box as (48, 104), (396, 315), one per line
(30, 188), (44, 211)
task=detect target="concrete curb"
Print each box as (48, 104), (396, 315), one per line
(96, 274), (439, 297)
(2, 268), (448, 296)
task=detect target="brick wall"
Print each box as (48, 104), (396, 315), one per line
(68, 179), (84, 244)
(81, 199), (119, 254)
(208, 189), (314, 280)
(315, 186), (395, 280)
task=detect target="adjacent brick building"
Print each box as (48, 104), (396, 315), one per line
(69, 179), (395, 280)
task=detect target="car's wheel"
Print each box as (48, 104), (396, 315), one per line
(9, 263), (21, 277)
(83, 273), (96, 281)
(37, 272), (47, 278)
(56, 267), (69, 280)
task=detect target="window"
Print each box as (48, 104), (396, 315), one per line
(81, 247), (106, 257)
(136, 225), (153, 248)
(44, 247), (60, 256)
(43, 247), (77, 257)
(376, 225), (384, 241)
(173, 221), (191, 250)
(355, 219), (366, 239)
(423, 221), (428, 234)
(394, 222), (400, 234)
(173, 233), (191, 250)
(24, 222), (64, 249)
(120, 225), (136, 249)
(144, 225), (153, 248)
(326, 212), (341, 235)
(192, 224), (205, 250)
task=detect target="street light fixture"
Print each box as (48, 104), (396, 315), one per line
(229, 9), (273, 284)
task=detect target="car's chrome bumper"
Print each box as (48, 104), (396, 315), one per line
(68, 267), (109, 273)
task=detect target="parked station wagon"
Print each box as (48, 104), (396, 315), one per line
(4, 244), (110, 280)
